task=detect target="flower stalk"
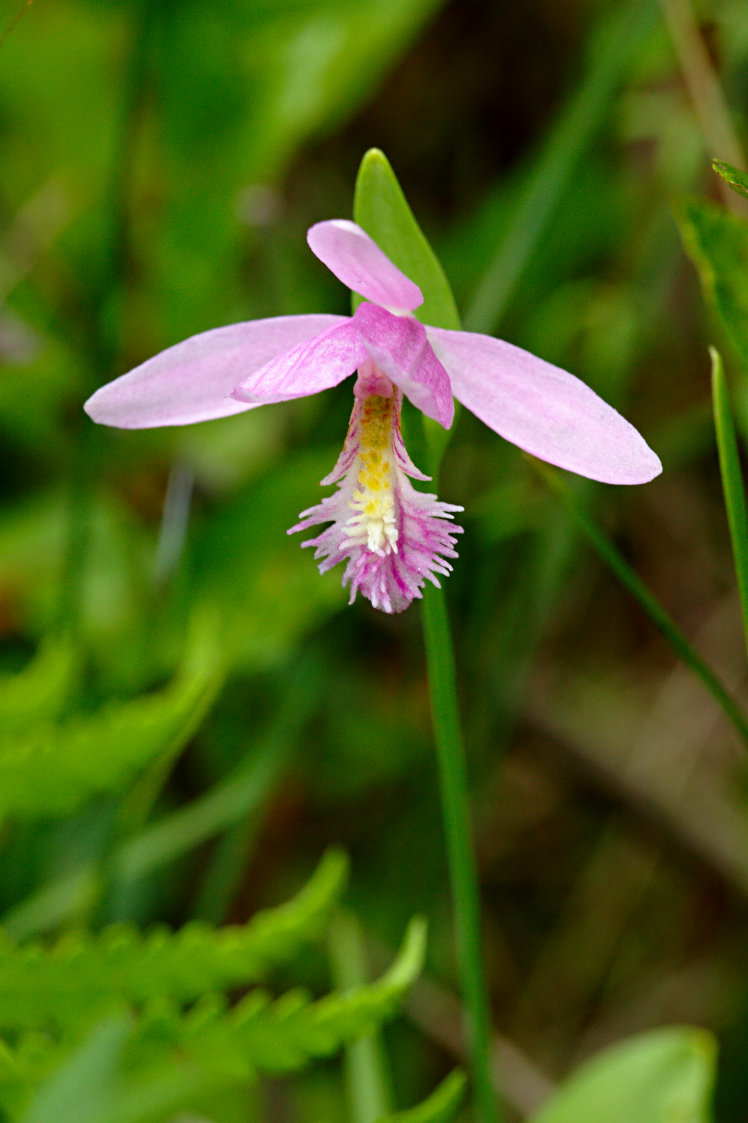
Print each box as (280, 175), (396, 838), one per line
(421, 583), (503, 1123)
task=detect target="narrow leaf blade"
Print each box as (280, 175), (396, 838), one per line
(534, 460), (748, 746)
(677, 195), (748, 368)
(710, 346), (748, 654)
(0, 637), (78, 734)
(713, 159), (748, 202)
(376, 1070), (467, 1122)
(20, 1018), (129, 1123)
(353, 148), (460, 331)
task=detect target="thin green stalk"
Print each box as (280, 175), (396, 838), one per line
(328, 911), (391, 1123)
(711, 347), (748, 656)
(534, 460), (748, 747)
(410, 403), (500, 1121)
(421, 588), (501, 1123)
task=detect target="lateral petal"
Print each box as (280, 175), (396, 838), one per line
(84, 315), (347, 428)
(231, 318), (366, 404)
(428, 327), (662, 484)
(353, 303), (454, 428)
(307, 220), (423, 312)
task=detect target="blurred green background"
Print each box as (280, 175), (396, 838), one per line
(2, 0), (748, 1117)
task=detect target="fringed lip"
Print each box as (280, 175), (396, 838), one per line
(289, 370), (463, 614)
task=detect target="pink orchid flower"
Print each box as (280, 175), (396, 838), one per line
(85, 220), (661, 614)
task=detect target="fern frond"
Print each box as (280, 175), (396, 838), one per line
(130, 916), (425, 1075)
(0, 629), (222, 822)
(375, 1071), (467, 1122)
(0, 918), (424, 1123)
(0, 850), (348, 1032)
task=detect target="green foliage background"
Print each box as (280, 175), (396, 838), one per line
(1, 0), (748, 1118)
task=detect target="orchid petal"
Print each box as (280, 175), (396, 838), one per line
(353, 303), (454, 428)
(231, 318), (366, 404)
(84, 315), (347, 428)
(307, 220), (423, 312)
(428, 327), (662, 484)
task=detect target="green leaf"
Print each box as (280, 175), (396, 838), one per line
(0, 621), (223, 823)
(0, 850), (348, 1033)
(353, 148), (460, 331)
(711, 347), (748, 654)
(0, 637), (78, 734)
(375, 1070), (467, 1122)
(713, 159), (748, 202)
(529, 1027), (716, 1123)
(20, 1019), (130, 1123)
(677, 195), (748, 367)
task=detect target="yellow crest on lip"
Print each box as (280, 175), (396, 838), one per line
(345, 394), (398, 555)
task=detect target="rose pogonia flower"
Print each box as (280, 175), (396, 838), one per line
(85, 220), (661, 614)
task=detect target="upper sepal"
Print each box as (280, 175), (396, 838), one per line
(307, 219), (423, 313)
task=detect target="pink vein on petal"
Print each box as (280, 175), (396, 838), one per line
(231, 318), (367, 404)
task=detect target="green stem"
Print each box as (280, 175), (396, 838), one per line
(421, 589), (501, 1123)
(535, 460), (748, 747)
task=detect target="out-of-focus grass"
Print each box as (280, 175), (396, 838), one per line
(2, 0), (748, 1118)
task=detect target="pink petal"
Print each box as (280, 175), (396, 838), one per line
(231, 318), (366, 404)
(307, 220), (423, 313)
(427, 327), (662, 484)
(85, 315), (347, 429)
(353, 303), (454, 428)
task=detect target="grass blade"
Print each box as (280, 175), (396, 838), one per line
(534, 459), (748, 747)
(711, 346), (748, 654)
